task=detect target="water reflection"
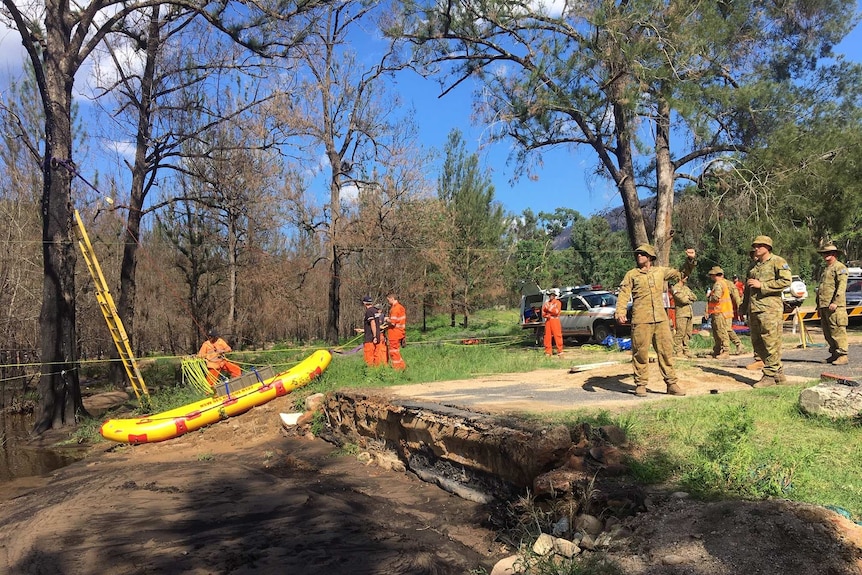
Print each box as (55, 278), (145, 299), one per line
(0, 412), (85, 482)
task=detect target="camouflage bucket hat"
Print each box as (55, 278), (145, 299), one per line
(751, 235), (773, 248)
(817, 244), (841, 254)
(634, 244), (657, 259)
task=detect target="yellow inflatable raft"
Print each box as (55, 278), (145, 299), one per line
(100, 349), (331, 444)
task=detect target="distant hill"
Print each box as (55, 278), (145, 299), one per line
(552, 195), (662, 249)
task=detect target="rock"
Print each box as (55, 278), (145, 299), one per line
(599, 425), (629, 446)
(552, 537), (580, 558)
(490, 555), (524, 575)
(671, 491), (690, 499)
(661, 554), (686, 565)
(305, 392), (326, 412)
(589, 445), (624, 466)
(563, 454), (588, 471)
(798, 383), (862, 419)
(296, 410), (314, 427)
(533, 468), (591, 496)
(594, 532), (613, 548)
(373, 450), (406, 472)
(575, 514), (604, 537)
(578, 533), (596, 550)
(551, 516), (570, 537)
(533, 533), (555, 555)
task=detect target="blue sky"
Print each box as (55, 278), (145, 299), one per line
(1, 4), (860, 219)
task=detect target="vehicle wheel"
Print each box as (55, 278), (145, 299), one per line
(592, 322), (612, 343)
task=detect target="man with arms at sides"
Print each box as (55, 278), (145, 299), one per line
(745, 236), (792, 388)
(615, 245), (696, 397)
(385, 293), (407, 370)
(817, 244), (849, 365)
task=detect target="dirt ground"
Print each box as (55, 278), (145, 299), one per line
(2, 337), (862, 574)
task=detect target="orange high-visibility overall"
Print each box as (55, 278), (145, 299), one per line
(387, 302), (407, 370)
(198, 337), (242, 388)
(542, 298), (563, 356)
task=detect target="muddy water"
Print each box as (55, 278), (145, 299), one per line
(0, 412), (86, 482)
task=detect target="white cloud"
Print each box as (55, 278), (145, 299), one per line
(102, 138), (136, 159)
(340, 182), (359, 203)
(529, 0), (567, 18)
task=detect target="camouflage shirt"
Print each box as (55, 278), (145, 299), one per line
(744, 253), (792, 314)
(616, 258), (696, 325)
(817, 260), (848, 309)
(671, 284), (697, 318)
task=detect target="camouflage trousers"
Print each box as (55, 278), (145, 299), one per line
(820, 307), (848, 356)
(710, 315), (742, 355)
(711, 314), (730, 355)
(631, 321), (677, 386)
(749, 310), (784, 377)
(673, 315), (693, 356)
(728, 323), (742, 351)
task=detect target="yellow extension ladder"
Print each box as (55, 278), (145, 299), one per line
(73, 210), (149, 403)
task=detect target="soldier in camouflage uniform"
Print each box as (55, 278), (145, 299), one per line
(816, 244), (849, 365)
(744, 235), (792, 388)
(671, 276), (697, 358)
(615, 244), (697, 397)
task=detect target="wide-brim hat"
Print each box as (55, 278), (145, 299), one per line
(817, 244), (841, 254)
(634, 243), (657, 259)
(751, 235), (773, 249)
(707, 266), (724, 276)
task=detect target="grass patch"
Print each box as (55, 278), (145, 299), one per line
(330, 442), (360, 457)
(600, 385), (862, 518)
(138, 383), (209, 415)
(518, 553), (625, 575)
(62, 414), (105, 445)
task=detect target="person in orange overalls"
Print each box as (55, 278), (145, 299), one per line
(542, 288), (564, 357)
(385, 293), (407, 370)
(355, 296), (386, 366)
(198, 328), (241, 388)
